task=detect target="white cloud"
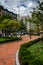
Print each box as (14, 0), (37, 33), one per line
(28, 2), (33, 7)
(0, 0), (42, 16)
(18, 6), (26, 15)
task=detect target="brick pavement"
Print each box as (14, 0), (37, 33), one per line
(0, 35), (39, 65)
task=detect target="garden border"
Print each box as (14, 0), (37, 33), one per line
(16, 50), (20, 65)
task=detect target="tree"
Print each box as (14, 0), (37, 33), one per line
(31, 11), (40, 35)
(0, 11), (13, 24)
(19, 20), (26, 32)
(31, 1), (43, 36)
(38, 2), (43, 31)
(0, 19), (20, 37)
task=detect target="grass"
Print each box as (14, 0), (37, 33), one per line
(0, 36), (21, 43)
(19, 39), (43, 65)
(28, 41), (43, 61)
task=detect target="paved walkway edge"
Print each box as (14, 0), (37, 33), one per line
(16, 50), (20, 65)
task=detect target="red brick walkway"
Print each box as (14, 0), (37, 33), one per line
(0, 35), (39, 65)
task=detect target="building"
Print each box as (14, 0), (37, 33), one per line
(0, 5), (4, 16)
(17, 14), (36, 32)
(0, 5), (17, 20)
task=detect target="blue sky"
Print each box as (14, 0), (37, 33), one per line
(0, 0), (43, 16)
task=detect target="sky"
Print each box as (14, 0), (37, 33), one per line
(0, 0), (43, 16)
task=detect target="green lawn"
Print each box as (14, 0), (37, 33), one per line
(28, 41), (43, 61)
(19, 39), (43, 65)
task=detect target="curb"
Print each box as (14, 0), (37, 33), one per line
(16, 50), (20, 65)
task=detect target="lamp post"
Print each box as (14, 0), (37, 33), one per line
(29, 22), (31, 39)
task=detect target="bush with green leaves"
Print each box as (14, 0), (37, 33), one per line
(0, 36), (21, 43)
(19, 38), (43, 65)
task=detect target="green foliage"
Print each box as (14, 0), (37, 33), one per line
(39, 2), (43, 11)
(18, 20), (26, 31)
(19, 38), (43, 65)
(0, 13), (12, 23)
(0, 36), (21, 43)
(0, 15), (26, 35)
(0, 19), (21, 35)
(31, 2), (43, 32)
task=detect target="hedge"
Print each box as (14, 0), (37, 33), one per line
(19, 38), (43, 65)
(0, 36), (21, 43)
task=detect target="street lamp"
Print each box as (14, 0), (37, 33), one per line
(29, 22), (31, 39)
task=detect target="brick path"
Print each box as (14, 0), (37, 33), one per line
(0, 35), (39, 65)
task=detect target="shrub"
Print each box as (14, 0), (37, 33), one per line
(19, 38), (43, 65)
(20, 38), (40, 49)
(0, 36), (21, 43)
